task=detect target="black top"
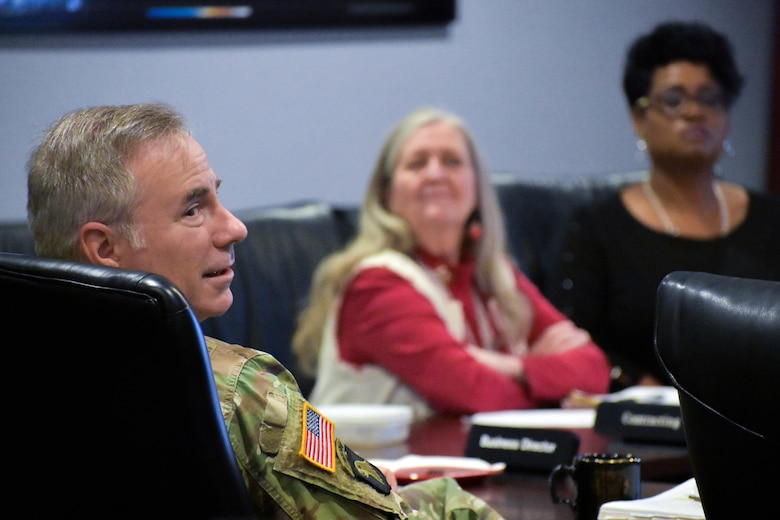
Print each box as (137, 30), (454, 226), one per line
(548, 189), (780, 389)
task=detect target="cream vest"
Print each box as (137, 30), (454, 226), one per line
(308, 250), (468, 420)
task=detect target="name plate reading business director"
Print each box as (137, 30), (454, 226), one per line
(465, 409), (592, 471)
(465, 426), (579, 471)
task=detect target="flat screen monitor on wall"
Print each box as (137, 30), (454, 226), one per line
(0, 0), (456, 33)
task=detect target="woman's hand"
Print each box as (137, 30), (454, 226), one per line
(528, 321), (590, 356)
(464, 320), (590, 382)
(466, 345), (524, 381)
(560, 389), (602, 409)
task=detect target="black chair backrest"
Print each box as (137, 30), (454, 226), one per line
(0, 252), (254, 519)
(493, 170), (644, 295)
(655, 271), (780, 519)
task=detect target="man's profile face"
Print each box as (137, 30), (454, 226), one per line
(114, 133), (247, 321)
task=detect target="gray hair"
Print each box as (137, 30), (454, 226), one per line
(27, 103), (190, 261)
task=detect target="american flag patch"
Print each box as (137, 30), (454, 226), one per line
(299, 402), (336, 472)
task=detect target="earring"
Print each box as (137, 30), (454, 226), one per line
(723, 140), (735, 158)
(467, 221), (482, 242)
(634, 138), (648, 163)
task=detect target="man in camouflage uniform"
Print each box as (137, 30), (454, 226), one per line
(26, 102), (505, 520)
(209, 337), (501, 518)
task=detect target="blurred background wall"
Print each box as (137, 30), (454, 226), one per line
(1, 0), (776, 221)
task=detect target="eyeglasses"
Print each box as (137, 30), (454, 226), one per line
(636, 88), (726, 118)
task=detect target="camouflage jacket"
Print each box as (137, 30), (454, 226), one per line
(205, 337), (504, 520)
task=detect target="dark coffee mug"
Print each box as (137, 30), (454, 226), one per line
(549, 453), (641, 520)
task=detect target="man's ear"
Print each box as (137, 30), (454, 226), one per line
(79, 222), (121, 267)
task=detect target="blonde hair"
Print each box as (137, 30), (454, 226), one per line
(293, 107), (531, 375)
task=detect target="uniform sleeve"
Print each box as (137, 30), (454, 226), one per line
(515, 269), (612, 401)
(222, 349), (407, 518)
(337, 267), (539, 415)
(217, 346), (507, 520)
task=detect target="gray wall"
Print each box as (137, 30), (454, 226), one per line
(1, 0), (776, 222)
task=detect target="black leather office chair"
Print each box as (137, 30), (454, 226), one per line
(654, 271), (780, 519)
(0, 252), (254, 519)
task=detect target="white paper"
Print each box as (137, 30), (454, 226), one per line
(598, 477), (703, 519)
(369, 454), (506, 473)
(469, 408), (597, 429)
(599, 386), (680, 406)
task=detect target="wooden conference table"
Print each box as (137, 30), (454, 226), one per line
(363, 414), (692, 520)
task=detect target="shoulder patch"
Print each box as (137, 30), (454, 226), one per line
(336, 439), (392, 495)
(299, 402), (336, 472)
(336, 439), (355, 477)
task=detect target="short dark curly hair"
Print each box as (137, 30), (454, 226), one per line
(622, 21), (744, 109)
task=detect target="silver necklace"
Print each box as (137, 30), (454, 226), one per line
(642, 179), (729, 237)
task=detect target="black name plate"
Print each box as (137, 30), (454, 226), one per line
(465, 425), (580, 472)
(594, 401), (685, 445)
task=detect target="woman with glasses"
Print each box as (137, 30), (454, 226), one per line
(550, 21), (780, 392)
